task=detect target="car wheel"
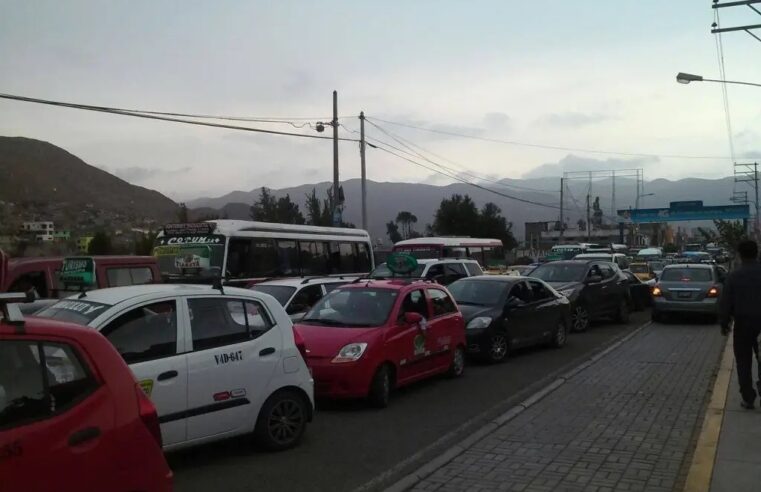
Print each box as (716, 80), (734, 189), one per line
(368, 365), (392, 408)
(552, 320), (568, 348)
(615, 299), (630, 324)
(485, 333), (509, 363)
(571, 305), (590, 332)
(447, 345), (466, 377)
(254, 390), (308, 451)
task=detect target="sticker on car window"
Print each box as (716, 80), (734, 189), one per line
(139, 379), (154, 397)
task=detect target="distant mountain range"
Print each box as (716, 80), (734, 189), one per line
(188, 175), (740, 242)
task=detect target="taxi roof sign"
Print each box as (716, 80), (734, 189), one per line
(60, 257), (97, 287)
(386, 252), (418, 275)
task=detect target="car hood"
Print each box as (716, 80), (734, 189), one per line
(546, 281), (582, 292)
(293, 323), (380, 359)
(458, 303), (500, 322)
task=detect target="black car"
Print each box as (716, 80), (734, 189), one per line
(448, 276), (571, 363)
(620, 269), (652, 311)
(528, 260), (631, 332)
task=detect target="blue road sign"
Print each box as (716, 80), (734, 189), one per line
(617, 203), (749, 224)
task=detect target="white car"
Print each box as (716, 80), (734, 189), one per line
(371, 258), (484, 285)
(249, 277), (351, 322)
(35, 284), (314, 452)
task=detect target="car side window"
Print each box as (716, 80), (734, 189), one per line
(599, 264), (615, 280)
(324, 282), (345, 294)
(527, 280), (552, 301)
(189, 298), (272, 351)
(426, 288), (457, 317)
(399, 289), (429, 321)
(426, 264), (445, 281)
(0, 340), (97, 430)
(445, 263), (468, 283)
(464, 262), (483, 276)
(508, 282), (532, 304)
(101, 300), (177, 364)
(287, 285), (323, 315)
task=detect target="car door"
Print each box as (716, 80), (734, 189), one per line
(525, 280), (558, 344)
(425, 288), (463, 372)
(387, 288), (430, 383)
(98, 298), (188, 447)
(0, 338), (114, 492)
(582, 264), (606, 317)
(503, 281), (534, 347)
(286, 284), (324, 322)
(184, 296), (282, 441)
(601, 264), (626, 312)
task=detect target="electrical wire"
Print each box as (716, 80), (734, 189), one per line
(714, 9), (736, 162)
(0, 93), (360, 142)
(366, 116), (731, 161)
(361, 119), (560, 194)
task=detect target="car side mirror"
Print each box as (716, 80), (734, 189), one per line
(586, 274), (603, 284)
(404, 312), (423, 325)
(505, 297), (523, 310)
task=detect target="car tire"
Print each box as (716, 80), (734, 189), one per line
(254, 389), (309, 451)
(447, 345), (466, 377)
(615, 299), (630, 324)
(484, 333), (509, 363)
(552, 320), (568, 348)
(571, 304), (590, 332)
(368, 365), (392, 408)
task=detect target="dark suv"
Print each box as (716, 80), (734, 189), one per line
(528, 260), (631, 332)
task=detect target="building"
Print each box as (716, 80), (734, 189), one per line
(523, 221), (664, 253)
(20, 221), (55, 242)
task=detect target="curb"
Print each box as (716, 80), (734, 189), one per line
(683, 334), (733, 492)
(382, 321), (652, 492)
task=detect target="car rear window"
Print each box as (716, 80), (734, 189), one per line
(36, 300), (111, 326)
(249, 285), (297, 306)
(660, 268), (712, 282)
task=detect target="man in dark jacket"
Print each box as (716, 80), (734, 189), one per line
(719, 239), (761, 409)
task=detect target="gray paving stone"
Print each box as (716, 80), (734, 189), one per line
(410, 324), (723, 492)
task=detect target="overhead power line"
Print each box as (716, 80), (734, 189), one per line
(0, 92), (360, 142)
(367, 116), (731, 161)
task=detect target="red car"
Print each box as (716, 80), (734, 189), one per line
(294, 280), (466, 407)
(0, 293), (172, 492)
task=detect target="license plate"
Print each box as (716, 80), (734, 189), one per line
(678, 292), (692, 299)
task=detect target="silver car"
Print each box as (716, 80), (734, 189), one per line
(651, 264), (725, 322)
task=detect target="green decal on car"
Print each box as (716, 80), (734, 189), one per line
(386, 253), (418, 275)
(413, 333), (426, 356)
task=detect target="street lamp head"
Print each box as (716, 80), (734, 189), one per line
(676, 72), (703, 84)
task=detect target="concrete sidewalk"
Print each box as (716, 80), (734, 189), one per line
(393, 323), (724, 492)
(709, 361), (761, 491)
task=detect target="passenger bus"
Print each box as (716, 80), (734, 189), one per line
(392, 237), (506, 269)
(152, 220), (374, 285)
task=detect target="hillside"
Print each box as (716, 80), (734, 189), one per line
(188, 176), (738, 243)
(0, 136), (179, 225)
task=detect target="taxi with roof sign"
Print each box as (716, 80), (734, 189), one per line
(34, 283), (314, 451)
(293, 253), (466, 407)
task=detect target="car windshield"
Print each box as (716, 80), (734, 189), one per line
(661, 268), (712, 282)
(35, 299), (111, 326)
(249, 285), (297, 306)
(530, 263), (587, 283)
(448, 280), (509, 306)
(301, 288), (398, 327)
(630, 264), (649, 273)
(370, 263), (426, 278)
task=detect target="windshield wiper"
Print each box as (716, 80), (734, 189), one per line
(457, 300), (485, 306)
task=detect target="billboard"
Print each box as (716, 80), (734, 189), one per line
(617, 201), (749, 224)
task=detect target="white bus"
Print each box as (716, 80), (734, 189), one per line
(152, 220), (374, 285)
(392, 237), (506, 269)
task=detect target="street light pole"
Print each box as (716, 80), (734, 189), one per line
(332, 90), (340, 226)
(676, 72), (761, 88)
(359, 112), (368, 231)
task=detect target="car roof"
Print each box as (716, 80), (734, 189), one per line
(1, 315), (106, 340)
(454, 275), (522, 283)
(538, 259), (597, 265)
(254, 277), (351, 287)
(60, 283), (261, 306)
(337, 279), (443, 291)
(413, 258), (479, 264)
(663, 263), (713, 269)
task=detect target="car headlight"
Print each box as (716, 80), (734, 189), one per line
(466, 317), (492, 330)
(559, 288), (576, 298)
(331, 343), (368, 363)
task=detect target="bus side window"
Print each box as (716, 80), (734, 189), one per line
(356, 243), (371, 272)
(468, 246), (485, 266)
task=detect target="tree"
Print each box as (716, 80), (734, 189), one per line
(386, 221), (402, 243)
(305, 188), (328, 226)
(134, 231), (157, 256)
(477, 202), (517, 250)
(430, 195), (516, 250)
(250, 187), (305, 224)
(177, 203), (189, 223)
(395, 211), (418, 239)
(88, 231), (113, 255)
(714, 219), (747, 251)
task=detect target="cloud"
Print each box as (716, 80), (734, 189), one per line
(111, 166), (191, 183)
(537, 112), (612, 128)
(482, 112), (511, 129)
(522, 154), (659, 179)
(739, 150), (761, 159)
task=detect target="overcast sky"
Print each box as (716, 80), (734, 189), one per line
(1, 0), (761, 201)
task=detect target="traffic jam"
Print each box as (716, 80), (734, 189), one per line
(0, 221), (728, 491)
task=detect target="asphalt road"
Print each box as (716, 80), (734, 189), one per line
(169, 311), (649, 492)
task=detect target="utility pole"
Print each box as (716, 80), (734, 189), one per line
(359, 112), (368, 231)
(559, 178), (564, 242)
(611, 170), (616, 217)
(586, 193), (591, 242)
(332, 90), (340, 226)
(734, 162), (760, 238)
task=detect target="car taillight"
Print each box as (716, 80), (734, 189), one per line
(652, 285), (662, 297)
(707, 286), (719, 298)
(135, 383), (162, 448)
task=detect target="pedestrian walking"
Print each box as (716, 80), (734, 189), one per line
(719, 239), (761, 409)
